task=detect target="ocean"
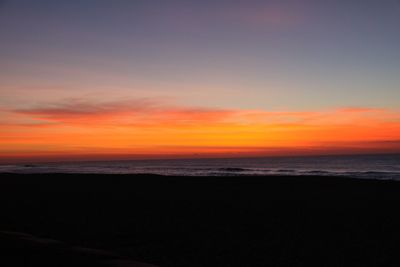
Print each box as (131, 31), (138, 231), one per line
(1, 153), (400, 180)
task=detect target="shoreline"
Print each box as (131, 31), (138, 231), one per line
(3, 171), (396, 181)
(1, 173), (400, 266)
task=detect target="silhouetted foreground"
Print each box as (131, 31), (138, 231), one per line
(0, 231), (157, 267)
(1, 173), (400, 266)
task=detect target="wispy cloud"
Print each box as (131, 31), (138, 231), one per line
(336, 107), (386, 113)
(2, 97), (400, 160)
(11, 98), (235, 125)
(9, 98), (400, 127)
(226, 2), (306, 30)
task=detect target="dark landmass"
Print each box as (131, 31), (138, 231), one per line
(1, 173), (400, 266)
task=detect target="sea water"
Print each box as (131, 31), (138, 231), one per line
(1, 154), (400, 180)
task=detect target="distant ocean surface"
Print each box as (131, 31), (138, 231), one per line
(1, 154), (400, 180)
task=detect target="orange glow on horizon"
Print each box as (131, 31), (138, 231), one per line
(1, 99), (399, 163)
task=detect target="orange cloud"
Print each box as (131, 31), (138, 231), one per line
(12, 98), (235, 125)
(336, 107), (386, 113)
(1, 98), (400, 162)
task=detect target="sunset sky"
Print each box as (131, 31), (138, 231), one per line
(1, 0), (399, 162)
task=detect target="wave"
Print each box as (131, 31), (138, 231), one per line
(217, 167), (250, 172)
(277, 169), (296, 173)
(1, 156), (400, 180)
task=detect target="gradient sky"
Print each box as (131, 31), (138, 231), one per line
(1, 0), (400, 162)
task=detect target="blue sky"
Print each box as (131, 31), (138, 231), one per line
(1, 0), (399, 110)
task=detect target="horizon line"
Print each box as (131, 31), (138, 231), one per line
(1, 151), (399, 165)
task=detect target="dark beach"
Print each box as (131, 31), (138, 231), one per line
(1, 173), (400, 266)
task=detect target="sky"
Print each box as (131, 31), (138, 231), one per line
(0, 0), (399, 162)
